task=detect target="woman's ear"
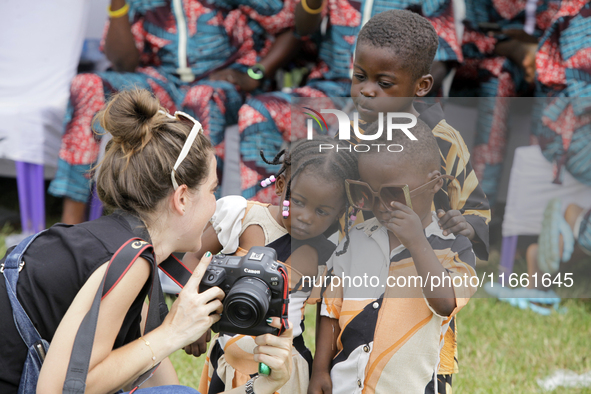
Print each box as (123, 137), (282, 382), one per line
(275, 174), (287, 197)
(171, 184), (189, 215)
(415, 74), (434, 97)
(427, 170), (444, 194)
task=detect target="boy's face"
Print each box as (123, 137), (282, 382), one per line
(350, 43), (433, 123)
(357, 153), (435, 227)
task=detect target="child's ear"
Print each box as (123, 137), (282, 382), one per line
(275, 174), (287, 197)
(415, 74), (434, 97)
(427, 170), (444, 193)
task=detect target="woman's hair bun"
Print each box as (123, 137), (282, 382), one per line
(98, 88), (162, 157)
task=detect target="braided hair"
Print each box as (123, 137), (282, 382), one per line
(260, 136), (359, 255)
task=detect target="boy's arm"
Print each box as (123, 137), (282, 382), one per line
(433, 122), (491, 260)
(309, 315), (340, 394)
(385, 202), (457, 317)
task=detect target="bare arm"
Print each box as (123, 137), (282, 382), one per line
(308, 316), (339, 394)
(184, 223), (224, 271)
(295, 0), (325, 37)
(211, 29), (302, 92)
(386, 202), (456, 317)
(103, 0), (140, 72)
(38, 255), (224, 394)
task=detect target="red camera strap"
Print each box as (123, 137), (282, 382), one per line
(158, 254), (193, 289)
(277, 266), (290, 335)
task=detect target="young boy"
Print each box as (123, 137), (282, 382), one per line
(314, 10), (486, 393)
(346, 9), (491, 262)
(312, 120), (477, 394)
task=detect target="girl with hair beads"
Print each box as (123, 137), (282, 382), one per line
(183, 136), (359, 394)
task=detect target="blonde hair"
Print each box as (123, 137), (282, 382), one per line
(95, 88), (212, 216)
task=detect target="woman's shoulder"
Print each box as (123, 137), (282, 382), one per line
(28, 214), (144, 271)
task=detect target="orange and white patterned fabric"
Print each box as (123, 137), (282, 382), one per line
(322, 213), (477, 394)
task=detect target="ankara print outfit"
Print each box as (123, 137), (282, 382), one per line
(451, 0), (559, 205)
(240, 0), (462, 202)
(533, 0), (591, 252)
(49, 0), (289, 203)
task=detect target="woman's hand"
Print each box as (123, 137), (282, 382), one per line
(252, 319), (294, 393)
(162, 253), (225, 350)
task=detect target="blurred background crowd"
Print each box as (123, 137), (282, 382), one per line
(0, 0), (590, 268)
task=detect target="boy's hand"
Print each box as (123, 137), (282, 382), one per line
(437, 209), (475, 240)
(383, 202), (426, 249)
(183, 329), (211, 357)
(308, 371), (332, 394)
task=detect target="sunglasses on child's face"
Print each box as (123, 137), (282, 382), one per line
(345, 175), (454, 211)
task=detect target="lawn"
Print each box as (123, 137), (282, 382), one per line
(2, 226), (590, 393)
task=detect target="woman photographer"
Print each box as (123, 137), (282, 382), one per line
(0, 89), (293, 394)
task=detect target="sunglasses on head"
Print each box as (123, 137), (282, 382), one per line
(159, 109), (203, 190)
(345, 174), (454, 211)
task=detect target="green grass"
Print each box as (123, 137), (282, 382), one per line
(2, 230), (590, 393)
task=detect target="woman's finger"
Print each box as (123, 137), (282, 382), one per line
(184, 252), (214, 292)
(203, 299), (223, 316)
(201, 286), (226, 302)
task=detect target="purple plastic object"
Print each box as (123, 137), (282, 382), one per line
(15, 161), (45, 234)
(88, 184), (103, 221)
(499, 235), (518, 282)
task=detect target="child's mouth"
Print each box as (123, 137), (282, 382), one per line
(290, 226), (309, 237)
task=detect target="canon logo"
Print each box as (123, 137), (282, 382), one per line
(244, 268), (261, 274)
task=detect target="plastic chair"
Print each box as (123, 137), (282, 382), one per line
(15, 161), (45, 234)
(499, 235), (518, 281)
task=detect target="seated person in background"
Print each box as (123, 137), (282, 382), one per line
(310, 119), (477, 394)
(450, 0), (560, 206)
(183, 137), (359, 394)
(520, 0), (591, 311)
(49, 0), (299, 224)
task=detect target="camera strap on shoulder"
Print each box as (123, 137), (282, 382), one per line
(63, 238), (163, 394)
(159, 254), (193, 289)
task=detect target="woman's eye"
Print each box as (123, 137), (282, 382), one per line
(353, 73), (365, 81)
(316, 209), (328, 216)
(379, 81), (393, 88)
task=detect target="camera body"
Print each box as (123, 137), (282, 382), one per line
(199, 246), (288, 336)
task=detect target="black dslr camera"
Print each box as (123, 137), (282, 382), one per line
(199, 246), (289, 336)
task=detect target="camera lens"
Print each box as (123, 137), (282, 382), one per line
(225, 277), (271, 329)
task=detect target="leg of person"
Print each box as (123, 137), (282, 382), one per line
(48, 73), (107, 224)
(182, 80), (243, 196)
(472, 64), (521, 206)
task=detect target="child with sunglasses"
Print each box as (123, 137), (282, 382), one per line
(311, 119), (478, 394)
(345, 10), (491, 262)
(183, 136), (358, 394)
